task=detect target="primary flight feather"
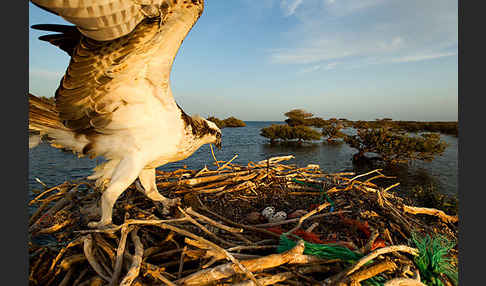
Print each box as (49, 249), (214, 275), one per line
(29, 0), (222, 228)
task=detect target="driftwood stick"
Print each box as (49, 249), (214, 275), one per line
(178, 246), (188, 279)
(36, 218), (73, 235)
(194, 165), (209, 177)
(48, 237), (83, 272)
(58, 254), (86, 270)
(233, 272), (295, 286)
(383, 182), (400, 192)
(257, 155), (295, 165)
(157, 171), (250, 188)
(185, 238), (223, 260)
(160, 223), (264, 286)
(123, 252), (176, 284)
(120, 228), (144, 286)
(95, 247), (115, 277)
(179, 181), (231, 193)
(29, 199), (52, 226)
(93, 234), (117, 267)
(217, 154), (238, 171)
(184, 208), (239, 233)
(176, 185), (227, 194)
(29, 183), (65, 205)
(178, 207), (237, 247)
(347, 245), (417, 276)
(403, 205), (458, 223)
(72, 268), (89, 286)
(146, 248), (183, 260)
(83, 234), (112, 282)
(384, 278), (427, 286)
(227, 245), (278, 252)
(144, 265), (177, 286)
(79, 276), (104, 286)
(287, 254), (336, 265)
(364, 174), (396, 184)
(58, 267), (75, 286)
(347, 169), (383, 183)
(177, 240), (305, 286)
(343, 260), (398, 285)
(215, 181), (257, 196)
(75, 218), (188, 234)
(287, 202), (330, 234)
(29, 187), (77, 233)
(34, 177), (49, 188)
(184, 238), (262, 265)
(234, 262), (332, 286)
(110, 225), (132, 286)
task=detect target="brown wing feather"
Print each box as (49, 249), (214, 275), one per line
(55, 19), (161, 133)
(33, 0), (205, 135)
(30, 0), (172, 41)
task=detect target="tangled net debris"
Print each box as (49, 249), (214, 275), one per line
(29, 155), (458, 286)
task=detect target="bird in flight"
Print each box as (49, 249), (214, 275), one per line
(29, 0), (221, 228)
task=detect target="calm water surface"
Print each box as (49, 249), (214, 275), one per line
(28, 121), (458, 206)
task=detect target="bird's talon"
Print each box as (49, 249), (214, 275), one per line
(156, 197), (181, 215)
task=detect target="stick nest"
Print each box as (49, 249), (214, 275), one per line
(29, 155), (458, 286)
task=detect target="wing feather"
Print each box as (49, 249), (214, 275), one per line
(31, 0), (205, 135)
(31, 0), (173, 41)
(54, 19), (161, 132)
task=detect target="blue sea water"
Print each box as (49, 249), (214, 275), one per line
(28, 121), (458, 206)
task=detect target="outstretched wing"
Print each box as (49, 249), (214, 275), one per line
(31, 0), (171, 41)
(31, 0), (204, 134)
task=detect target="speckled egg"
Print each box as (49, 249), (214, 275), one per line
(268, 211), (287, 223)
(261, 206), (276, 219)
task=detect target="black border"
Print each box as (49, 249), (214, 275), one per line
(458, 0), (479, 285)
(4, 0), (28, 284)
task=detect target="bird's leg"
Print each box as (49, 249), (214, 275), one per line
(88, 156), (144, 228)
(136, 168), (181, 215)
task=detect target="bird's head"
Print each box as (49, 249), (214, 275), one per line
(205, 120), (222, 150)
(188, 115), (222, 150)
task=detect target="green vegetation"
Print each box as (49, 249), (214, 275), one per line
(260, 124), (321, 144)
(344, 124), (448, 165)
(284, 109), (327, 128)
(394, 121), (458, 136)
(207, 116), (246, 128)
(260, 109), (323, 143)
(321, 118), (346, 143)
(409, 184), (458, 215)
(410, 233), (458, 286)
(350, 119), (458, 136)
(284, 109), (314, 127)
(259, 110), (451, 166)
(222, 116), (246, 127)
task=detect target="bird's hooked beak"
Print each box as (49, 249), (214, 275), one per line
(215, 137), (222, 150)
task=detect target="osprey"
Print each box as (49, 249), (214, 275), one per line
(29, 0), (222, 228)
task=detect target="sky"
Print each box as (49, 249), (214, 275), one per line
(29, 0), (458, 121)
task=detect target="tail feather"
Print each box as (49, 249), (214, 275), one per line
(28, 93), (66, 132)
(28, 93), (89, 153)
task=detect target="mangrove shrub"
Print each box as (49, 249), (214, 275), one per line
(207, 116), (246, 128)
(260, 124), (321, 143)
(344, 125), (448, 165)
